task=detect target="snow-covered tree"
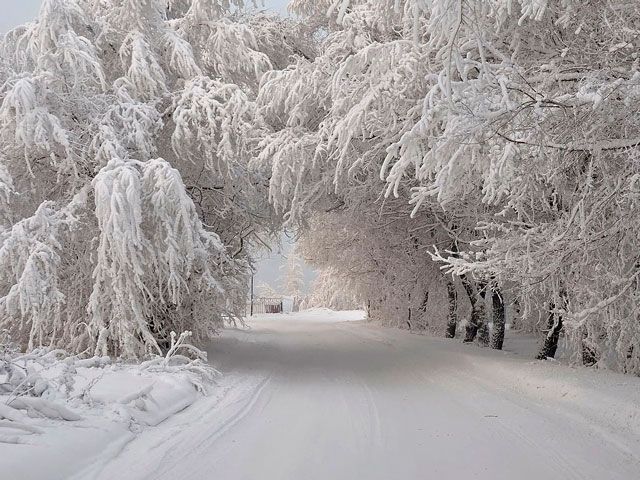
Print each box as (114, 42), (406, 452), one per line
(0, 0), (309, 357)
(257, 282), (280, 298)
(257, 0), (640, 373)
(281, 250), (304, 311)
(255, 0), (476, 336)
(3, 0), (639, 377)
(376, 0), (640, 372)
(302, 269), (360, 311)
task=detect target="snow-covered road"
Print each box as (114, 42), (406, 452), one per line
(87, 311), (640, 480)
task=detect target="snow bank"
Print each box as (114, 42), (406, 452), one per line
(0, 349), (215, 480)
(382, 326), (640, 451)
(465, 344), (640, 443)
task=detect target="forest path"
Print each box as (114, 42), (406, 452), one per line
(91, 311), (640, 480)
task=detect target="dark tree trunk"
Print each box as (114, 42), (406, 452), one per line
(461, 276), (487, 343)
(477, 323), (490, 347)
(581, 329), (598, 366)
(419, 291), (429, 313)
(623, 345), (635, 373)
(536, 304), (563, 359)
(476, 282), (489, 347)
(461, 277), (478, 342)
(490, 289), (505, 350)
(582, 342), (598, 366)
(511, 297), (522, 330)
(414, 291), (429, 330)
(445, 280), (457, 338)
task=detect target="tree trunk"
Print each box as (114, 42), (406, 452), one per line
(292, 295), (300, 312)
(582, 341), (598, 366)
(461, 276), (487, 343)
(623, 345), (635, 373)
(477, 322), (490, 347)
(476, 283), (489, 347)
(490, 289), (505, 350)
(581, 329), (598, 366)
(445, 280), (457, 338)
(536, 304), (563, 359)
(511, 297), (522, 330)
(419, 291), (429, 313)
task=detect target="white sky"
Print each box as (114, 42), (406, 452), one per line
(0, 0), (41, 32)
(253, 234), (316, 295)
(0, 0), (314, 294)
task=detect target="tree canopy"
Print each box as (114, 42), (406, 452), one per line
(1, 0), (639, 374)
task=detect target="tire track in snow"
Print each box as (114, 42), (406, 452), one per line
(68, 432), (136, 480)
(90, 373), (272, 480)
(360, 379), (383, 449)
(340, 321), (611, 479)
(91, 314), (640, 480)
(144, 374), (273, 480)
(194, 374), (273, 446)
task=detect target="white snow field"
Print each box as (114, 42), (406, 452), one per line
(0, 349), (215, 480)
(4, 309), (640, 480)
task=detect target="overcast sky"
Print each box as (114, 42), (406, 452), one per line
(0, 0), (41, 31)
(0, 0), (290, 32)
(0, 0), (314, 294)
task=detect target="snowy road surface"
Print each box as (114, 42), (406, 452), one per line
(85, 310), (640, 480)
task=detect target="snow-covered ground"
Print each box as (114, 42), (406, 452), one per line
(3, 310), (640, 479)
(273, 308), (367, 322)
(0, 346), (215, 480)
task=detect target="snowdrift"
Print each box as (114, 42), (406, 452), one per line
(0, 348), (215, 480)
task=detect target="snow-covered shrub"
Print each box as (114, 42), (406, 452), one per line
(0, 338), (216, 445)
(139, 330), (219, 394)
